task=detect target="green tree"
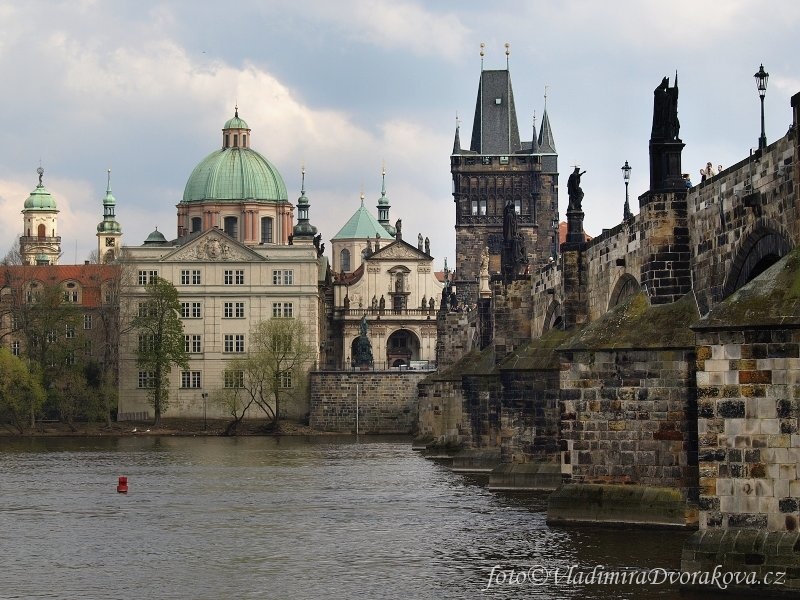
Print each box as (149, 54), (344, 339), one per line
(0, 347), (46, 434)
(130, 277), (188, 427)
(218, 318), (314, 434)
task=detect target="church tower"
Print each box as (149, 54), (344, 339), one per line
(20, 167), (61, 265)
(97, 169), (123, 263)
(451, 46), (559, 304)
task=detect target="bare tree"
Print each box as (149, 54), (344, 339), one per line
(218, 318), (314, 434)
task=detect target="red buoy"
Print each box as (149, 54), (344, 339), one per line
(117, 476), (128, 494)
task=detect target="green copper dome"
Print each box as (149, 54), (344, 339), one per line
(144, 228), (168, 245)
(182, 148), (288, 203)
(24, 183), (58, 211)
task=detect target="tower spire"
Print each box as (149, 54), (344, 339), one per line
(480, 42), (485, 71)
(453, 113), (461, 154)
(377, 163), (395, 236)
(530, 112), (540, 154)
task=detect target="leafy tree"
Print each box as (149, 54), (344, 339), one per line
(130, 276), (188, 427)
(0, 347), (46, 434)
(218, 318), (314, 434)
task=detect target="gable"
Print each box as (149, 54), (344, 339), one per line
(160, 230), (265, 263)
(369, 240), (430, 262)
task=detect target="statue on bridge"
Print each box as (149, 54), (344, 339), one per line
(567, 167), (586, 212)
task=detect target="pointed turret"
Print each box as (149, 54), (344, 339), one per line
(376, 167), (396, 236)
(530, 113), (540, 154)
(452, 118), (462, 155)
(538, 108), (556, 153)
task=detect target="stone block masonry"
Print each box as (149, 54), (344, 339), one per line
(310, 371), (428, 434)
(694, 328), (800, 533)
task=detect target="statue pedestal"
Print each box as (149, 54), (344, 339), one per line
(566, 208), (585, 245)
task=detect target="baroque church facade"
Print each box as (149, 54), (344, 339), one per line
(326, 174), (444, 370)
(116, 111), (325, 421)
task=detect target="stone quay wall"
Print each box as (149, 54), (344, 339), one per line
(695, 327), (800, 532)
(309, 371), (428, 434)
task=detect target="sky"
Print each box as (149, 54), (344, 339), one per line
(1, 0), (798, 268)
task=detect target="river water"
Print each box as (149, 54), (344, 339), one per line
(0, 436), (703, 600)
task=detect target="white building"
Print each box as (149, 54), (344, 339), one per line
(117, 110), (324, 421)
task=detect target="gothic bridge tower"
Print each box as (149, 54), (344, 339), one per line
(451, 48), (558, 305)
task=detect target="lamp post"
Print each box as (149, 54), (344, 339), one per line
(622, 160), (632, 220)
(551, 216), (559, 260)
(201, 392), (208, 430)
(754, 64), (769, 151)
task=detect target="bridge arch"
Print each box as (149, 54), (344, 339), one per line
(542, 300), (563, 334)
(608, 273), (640, 310)
(722, 221), (793, 299)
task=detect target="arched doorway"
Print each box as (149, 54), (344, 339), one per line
(722, 226), (792, 299)
(386, 329), (420, 367)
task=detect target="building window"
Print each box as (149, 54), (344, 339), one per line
(64, 290), (79, 303)
(479, 199), (487, 215)
(223, 216), (238, 238)
(224, 269), (245, 285)
(224, 370), (244, 388)
(272, 302), (293, 318)
(46, 330), (57, 343)
(272, 270), (293, 285)
(138, 334), (156, 353)
(224, 334), (245, 353)
(181, 371), (201, 389)
(184, 334), (202, 353)
(65, 351), (75, 366)
(279, 371), (293, 389)
(180, 302), (202, 318)
(11, 341), (20, 356)
(261, 217), (273, 244)
(180, 269), (201, 285)
(514, 198), (521, 214)
(137, 371), (155, 388)
(138, 270), (158, 285)
(83, 314), (92, 330)
(224, 301), (245, 318)
(471, 200), (478, 216)
(138, 302), (150, 317)
(65, 325), (75, 339)
(340, 249), (351, 272)
(191, 217), (202, 233)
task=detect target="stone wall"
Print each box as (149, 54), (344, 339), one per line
(695, 327), (800, 532)
(689, 127), (799, 315)
(435, 307), (478, 370)
(309, 371), (428, 433)
(492, 279), (533, 360)
(560, 347), (698, 494)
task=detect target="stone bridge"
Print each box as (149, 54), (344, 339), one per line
(419, 90), (800, 594)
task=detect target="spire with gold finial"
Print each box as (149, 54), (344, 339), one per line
(293, 164), (317, 241)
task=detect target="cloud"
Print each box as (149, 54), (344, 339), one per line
(311, 0), (471, 61)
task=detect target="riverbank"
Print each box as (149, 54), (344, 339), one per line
(0, 418), (330, 437)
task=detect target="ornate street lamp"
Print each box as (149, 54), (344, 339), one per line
(621, 160), (632, 220)
(754, 64), (769, 151)
(551, 215), (559, 260)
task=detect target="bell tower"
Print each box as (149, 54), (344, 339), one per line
(20, 167), (61, 265)
(96, 169), (123, 263)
